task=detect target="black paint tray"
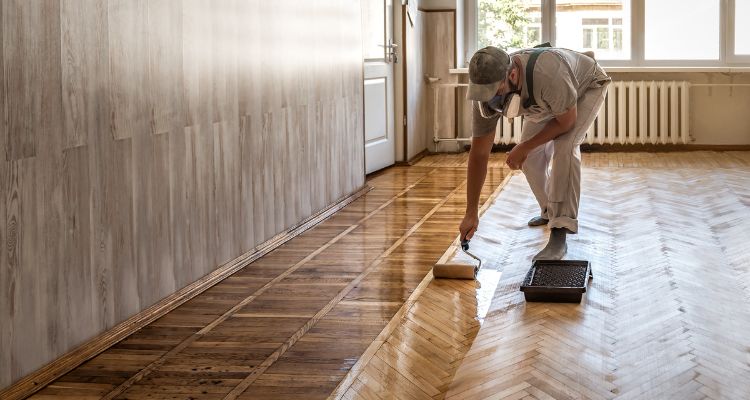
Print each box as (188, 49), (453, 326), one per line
(520, 260), (592, 303)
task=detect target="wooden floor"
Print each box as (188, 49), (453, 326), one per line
(338, 151), (750, 400)
(30, 157), (507, 399)
(29, 151), (750, 399)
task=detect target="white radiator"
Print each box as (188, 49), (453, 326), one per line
(495, 81), (691, 145)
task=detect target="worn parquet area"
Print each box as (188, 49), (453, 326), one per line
(29, 164), (506, 399)
(339, 151), (750, 400)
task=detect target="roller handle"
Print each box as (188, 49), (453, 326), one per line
(461, 239), (470, 252)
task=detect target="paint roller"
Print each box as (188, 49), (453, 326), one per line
(433, 239), (482, 280)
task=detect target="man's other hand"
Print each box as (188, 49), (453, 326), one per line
(506, 142), (529, 170)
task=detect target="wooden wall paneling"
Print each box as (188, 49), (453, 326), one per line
(261, 113), (277, 240)
(237, 0), (259, 118)
(107, 0), (149, 140)
(405, 10), (427, 160)
(75, 1), (116, 338)
(168, 123), (190, 289)
(60, 146), (93, 350)
(213, 119), (242, 267)
(132, 132), (173, 307)
(0, 160), (17, 388)
(297, 105), (312, 222)
(286, 107), (300, 229)
(324, 101), (335, 206)
(307, 103), (321, 216)
(250, 111), (267, 249)
(0, 3), (7, 372)
(3, 0), (40, 160)
(236, 0), (257, 251)
(211, 0), (238, 125)
(110, 139), (136, 323)
(147, 0), (184, 136)
(0, 0), (3, 159)
(151, 0), (186, 291)
(211, 0), (241, 265)
(16, 0), (65, 383)
(181, 0), (200, 128)
(0, 0), (367, 391)
(17, 160), (48, 384)
(423, 11), (457, 150)
(274, 108), (287, 232)
(133, 0), (178, 308)
(60, 0), (107, 150)
(0, 15), (3, 387)
(132, 133), (157, 309)
(198, 120), (218, 274)
(238, 115), (256, 250)
(335, 97), (346, 199)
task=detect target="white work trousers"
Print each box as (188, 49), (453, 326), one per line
(520, 83), (609, 233)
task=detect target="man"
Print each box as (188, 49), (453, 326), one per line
(459, 46), (610, 260)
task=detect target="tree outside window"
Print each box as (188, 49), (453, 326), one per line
(478, 0), (541, 51)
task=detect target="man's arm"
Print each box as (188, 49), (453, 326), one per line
(459, 132), (495, 240)
(505, 105), (577, 169)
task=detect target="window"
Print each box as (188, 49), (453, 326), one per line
(470, 0), (749, 66)
(645, 0), (720, 60)
(736, 0), (750, 55)
(556, 1), (631, 60)
(477, 0), (542, 52)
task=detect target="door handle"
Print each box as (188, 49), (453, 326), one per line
(379, 39), (398, 63)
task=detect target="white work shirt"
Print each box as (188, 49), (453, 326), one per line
(472, 47), (610, 136)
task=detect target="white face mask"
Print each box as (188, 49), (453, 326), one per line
(503, 94), (521, 119)
(486, 91), (522, 119)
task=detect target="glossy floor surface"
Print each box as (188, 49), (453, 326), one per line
(31, 157), (507, 399)
(32, 151), (750, 399)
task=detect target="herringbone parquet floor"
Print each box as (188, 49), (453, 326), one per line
(335, 158), (750, 400)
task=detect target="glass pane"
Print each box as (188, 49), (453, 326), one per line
(645, 0), (719, 60)
(582, 28), (593, 49)
(362, 0), (385, 59)
(597, 27), (609, 49)
(613, 28), (623, 50)
(737, 0), (750, 55)
(556, 1), (631, 60)
(478, 0), (543, 52)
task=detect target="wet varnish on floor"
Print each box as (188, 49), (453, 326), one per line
(31, 160), (506, 399)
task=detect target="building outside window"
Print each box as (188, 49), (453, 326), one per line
(556, 1), (630, 60)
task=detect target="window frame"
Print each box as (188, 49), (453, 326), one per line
(727, 0), (750, 63)
(466, 0), (750, 67)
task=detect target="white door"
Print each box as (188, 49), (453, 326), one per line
(362, 0), (396, 174)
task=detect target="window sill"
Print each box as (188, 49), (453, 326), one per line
(449, 66), (750, 74)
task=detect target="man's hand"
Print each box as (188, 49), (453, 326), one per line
(506, 142), (529, 170)
(459, 213), (479, 241)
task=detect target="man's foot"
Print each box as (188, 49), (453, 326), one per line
(533, 228), (568, 260)
(527, 216), (549, 227)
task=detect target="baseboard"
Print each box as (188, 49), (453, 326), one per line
(460, 143), (750, 152)
(393, 149), (431, 167)
(580, 143), (750, 152)
(0, 185), (371, 400)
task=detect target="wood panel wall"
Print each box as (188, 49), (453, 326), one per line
(405, 9), (457, 159)
(423, 11), (457, 153)
(405, 9), (428, 159)
(0, 0), (364, 390)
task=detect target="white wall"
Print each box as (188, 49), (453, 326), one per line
(609, 72), (750, 145)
